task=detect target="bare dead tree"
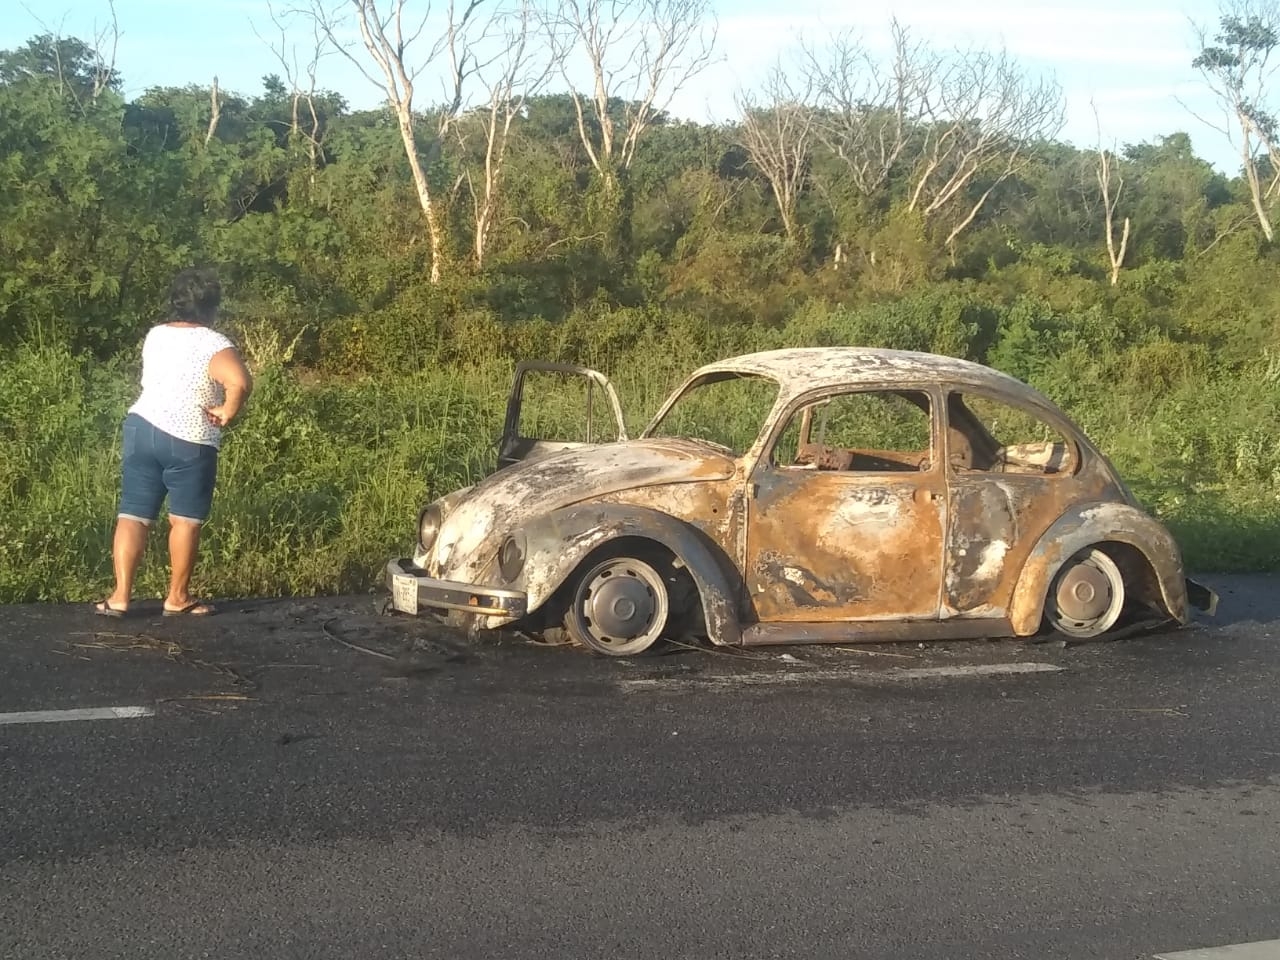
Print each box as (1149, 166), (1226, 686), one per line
(205, 76), (223, 146)
(540, 0), (718, 186)
(89, 0), (120, 100)
(734, 56), (816, 240)
(298, 0), (489, 282)
(800, 22), (1063, 249)
(906, 44), (1065, 247)
(253, 1), (331, 166)
(1187, 0), (1280, 241)
(19, 0), (120, 111)
(1096, 152), (1131, 285)
(1091, 103), (1130, 285)
(800, 21), (929, 198)
(438, 0), (494, 136)
(454, 0), (554, 268)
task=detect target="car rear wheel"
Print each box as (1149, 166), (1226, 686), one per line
(563, 555), (671, 656)
(1045, 546), (1126, 639)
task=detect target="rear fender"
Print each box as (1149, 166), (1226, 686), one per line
(512, 503), (743, 645)
(1009, 501), (1194, 635)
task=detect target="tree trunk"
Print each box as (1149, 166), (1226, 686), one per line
(1108, 217), (1130, 285)
(395, 107), (446, 283)
(1244, 132), (1275, 242)
(474, 190), (495, 270)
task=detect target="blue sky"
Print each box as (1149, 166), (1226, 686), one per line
(2, 0), (1239, 172)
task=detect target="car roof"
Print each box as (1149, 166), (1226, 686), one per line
(689, 347), (1042, 401)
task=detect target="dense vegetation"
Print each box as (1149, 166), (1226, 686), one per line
(2, 7), (1279, 605)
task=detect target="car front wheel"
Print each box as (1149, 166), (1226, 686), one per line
(563, 554), (671, 656)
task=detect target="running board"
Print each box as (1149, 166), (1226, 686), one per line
(739, 618), (1017, 646)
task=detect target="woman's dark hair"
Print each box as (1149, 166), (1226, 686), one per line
(168, 267), (221, 323)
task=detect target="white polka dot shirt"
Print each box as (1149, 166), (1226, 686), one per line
(128, 323), (237, 448)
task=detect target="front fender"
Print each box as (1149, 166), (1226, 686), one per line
(512, 503), (743, 646)
(1009, 501), (1191, 635)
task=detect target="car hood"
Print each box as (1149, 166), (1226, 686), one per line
(425, 438), (735, 577)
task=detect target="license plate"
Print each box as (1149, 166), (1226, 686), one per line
(391, 573), (419, 615)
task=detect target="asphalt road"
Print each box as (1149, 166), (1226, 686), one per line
(1, 575), (1278, 960)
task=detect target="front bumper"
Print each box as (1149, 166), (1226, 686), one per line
(384, 558), (527, 619)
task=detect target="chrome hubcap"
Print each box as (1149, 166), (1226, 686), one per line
(1048, 547), (1125, 638)
(585, 568), (657, 640)
(569, 556), (671, 655)
(1055, 561), (1111, 622)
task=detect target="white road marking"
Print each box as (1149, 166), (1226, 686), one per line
(0, 706), (155, 725)
(619, 661), (1063, 690)
(1155, 940), (1280, 959)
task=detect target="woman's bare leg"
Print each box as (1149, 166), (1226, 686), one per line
(102, 517), (148, 611)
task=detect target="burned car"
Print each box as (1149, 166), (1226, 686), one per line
(384, 348), (1217, 656)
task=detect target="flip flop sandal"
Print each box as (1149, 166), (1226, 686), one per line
(93, 598), (126, 618)
(163, 600), (216, 617)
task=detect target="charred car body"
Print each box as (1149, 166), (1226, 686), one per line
(384, 348), (1217, 656)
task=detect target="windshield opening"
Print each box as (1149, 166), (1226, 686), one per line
(643, 372), (780, 457)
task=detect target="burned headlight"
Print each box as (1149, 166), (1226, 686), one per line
(417, 504), (443, 553)
(498, 531), (526, 583)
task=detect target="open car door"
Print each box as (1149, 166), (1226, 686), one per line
(497, 361), (628, 469)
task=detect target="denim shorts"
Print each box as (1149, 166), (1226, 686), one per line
(117, 413), (219, 524)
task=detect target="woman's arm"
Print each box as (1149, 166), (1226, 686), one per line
(206, 346), (254, 427)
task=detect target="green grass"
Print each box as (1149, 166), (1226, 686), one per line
(1, 327), (1278, 605)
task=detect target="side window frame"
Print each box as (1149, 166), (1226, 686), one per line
(942, 386), (1082, 479)
(759, 383), (944, 476)
(642, 370), (782, 460)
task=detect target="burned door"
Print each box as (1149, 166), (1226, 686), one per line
(940, 388), (1084, 617)
(742, 387), (947, 623)
(497, 361), (628, 469)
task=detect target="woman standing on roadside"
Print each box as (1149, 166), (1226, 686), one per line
(94, 267), (253, 618)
